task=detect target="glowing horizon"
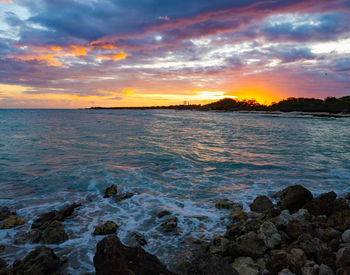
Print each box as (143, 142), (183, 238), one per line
(0, 0), (349, 108)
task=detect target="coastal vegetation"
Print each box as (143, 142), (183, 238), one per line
(91, 96), (350, 114)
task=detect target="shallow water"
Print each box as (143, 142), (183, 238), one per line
(0, 109), (349, 273)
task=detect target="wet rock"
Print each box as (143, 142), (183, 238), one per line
(157, 210), (171, 218)
(318, 264), (334, 275)
(0, 215), (24, 229)
(104, 184), (117, 198)
(292, 234), (326, 256)
(215, 199), (235, 209)
(93, 221), (119, 235)
(209, 236), (230, 256)
(304, 192), (339, 216)
(12, 246), (61, 275)
(162, 215), (178, 232)
(232, 257), (261, 275)
(31, 203), (81, 230)
(233, 232), (267, 259)
(250, 196), (274, 214)
(278, 269), (295, 275)
(0, 259), (6, 268)
(229, 207), (248, 222)
(316, 249), (336, 270)
(42, 220), (68, 244)
(0, 207), (15, 221)
(94, 235), (174, 275)
(266, 250), (289, 274)
(336, 247), (350, 270)
(115, 193), (134, 202)
(277, 185), (313, 213)
(130, 232), (147, 246)
(258, 222), (281, 249)
(187, 254), (239, 275)
(342, 229), (350, 243)
(14, 229), (42, 244)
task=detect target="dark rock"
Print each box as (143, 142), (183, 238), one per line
(292, 233), (326, 256)
(286, 220), (313, 240)
(266, 250), (289, 274)
(225, 218), (263, 240)
(232, 232), (267, 259)
(12, 246), (61, 275)
(162, 215), (178, 232)
(0, 259), (6, 268)
(93, 235), (174, 275)
(316, 228), (341, 242)
(317, 249), (336, 270)
(215, 199), (235, 209)
(305, 192), (349, 217)
(318, 264), (334, 275)
(186, 254), (239, 275)
(250, 196), (274, 214)
(103, 184), (117, 198)
(14, 229), (42, 245)
(115, 193), (134, 202)
(0, 267), (13, 275)
(289, 248), (307, 274)
(42, 220), (68, 244)
(346, 193), (350, 200)
(1, 215), (25, 229)
(0, 207), (15, 221)
(157, 210), (171, 218)
(336, 247), (350, 270)
(229, 207), (248, 222)
(93, 221), (118, 235)
(258, 222), (281, 249)
(31, 203), (81, 230)
(209, 236), (230, 256)
(0, 245), (5, 252)
(130, 232), (147, 246)
(342, 229), (350, 243)
(231, 257), (262, 275)
(329, 239), (340, 252)
(327, 209), (350, 231)
(277, 185), (313, 213)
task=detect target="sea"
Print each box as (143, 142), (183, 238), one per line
(0, 109), (349, 273)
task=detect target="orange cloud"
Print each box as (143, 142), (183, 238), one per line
(97, 52), (130, 61)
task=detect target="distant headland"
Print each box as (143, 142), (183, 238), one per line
(90, 96), (350, 116)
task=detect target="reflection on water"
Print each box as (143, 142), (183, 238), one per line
(0, 109), (349, 273)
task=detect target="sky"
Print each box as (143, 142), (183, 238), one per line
(0, 0), (350, 108)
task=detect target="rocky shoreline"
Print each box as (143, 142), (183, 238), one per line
(0, 184), (349, 275)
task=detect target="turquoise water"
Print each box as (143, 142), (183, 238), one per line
(0, 109), (350, 273)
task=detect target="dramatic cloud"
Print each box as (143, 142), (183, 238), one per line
(0, 0), (349, 107)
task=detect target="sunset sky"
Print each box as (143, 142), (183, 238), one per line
(0, 0), (350, 108)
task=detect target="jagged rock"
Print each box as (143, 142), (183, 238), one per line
(318, 264), (334, 275)
(250, 196), (274, 214)
(286, 220), (313, 240)
(233, 232), (267, 259)
(162, 215), (178, 232)
(31, 203), (81, 230)
(93, 221), (119, 235)
(232, 257), (261, 275)
(209, 236), (230, 256)
(277, 185), (313, 213)
(0, 207), (15, 221)
(42, 220), (68, 244)
(266, 250), (289, 274)
(115, 193), (134, 202)
(104, 184), (117, 198)
(336, 247), (350, 270)
(258, 222), (281, 249)
(304, 192), (337, 216)
(215, 199), (235, 209)
(301, 264), (319, 275)
(291, 209), (310, 221)
(12, 246), (61, 275)
(316, 227), (341, 242)
(278, 269), (295, 275)
(157, 210), (171, 218)
(187, 254), (239, 275)
(316, 249), (336, 270)
(292, 234), (326, 256)
(94, 235), (174, 275)
(1, 215), (24, 229)
(275, 210), (293, 228)
(342, 229), (350, 243)
(130, 232), (147, 246)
